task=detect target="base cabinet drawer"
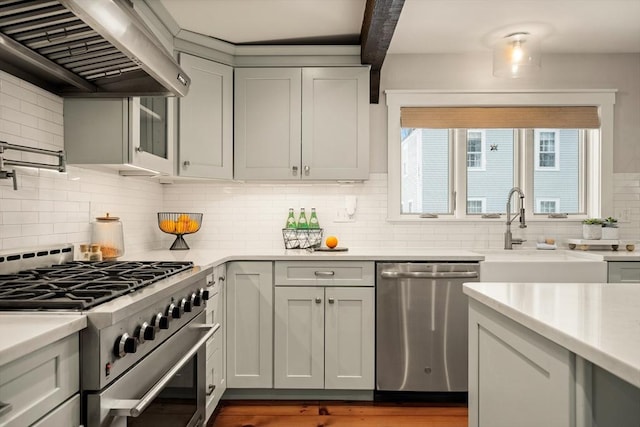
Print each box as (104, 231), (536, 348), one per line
(31, 394), (80, 427)
(275, 261), (374, 287)
(0, 334), (79, 427)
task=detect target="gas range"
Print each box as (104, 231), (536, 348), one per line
(0, 245), (215, 426)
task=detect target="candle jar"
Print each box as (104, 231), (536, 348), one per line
(92, 213), (125, 260)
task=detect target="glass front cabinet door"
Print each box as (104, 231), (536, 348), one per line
(131, 96), (175, 175)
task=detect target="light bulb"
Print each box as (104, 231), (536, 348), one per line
(512, 41), (524, 63)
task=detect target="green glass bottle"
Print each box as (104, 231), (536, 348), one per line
(297, 207), (309, 229)
(285, 207), (297, 229)
(309, 207), (320, 229)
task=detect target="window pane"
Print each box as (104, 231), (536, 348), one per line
(467, 129), (514, 214)
(401, 128), (450, 214)
(533, 129), (582, 214)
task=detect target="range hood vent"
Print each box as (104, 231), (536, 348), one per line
(0, 0), (190, 97)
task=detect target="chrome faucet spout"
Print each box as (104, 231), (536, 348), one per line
(505, 187), (526, 249)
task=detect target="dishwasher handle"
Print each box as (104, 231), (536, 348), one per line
(380, 270), (478, 279)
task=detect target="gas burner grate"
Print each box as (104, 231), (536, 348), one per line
(0, 261), (194, 311)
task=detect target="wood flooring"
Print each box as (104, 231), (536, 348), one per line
(207, 401), (468, 427)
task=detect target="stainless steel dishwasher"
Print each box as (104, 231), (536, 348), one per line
(376, 262), (479, 393)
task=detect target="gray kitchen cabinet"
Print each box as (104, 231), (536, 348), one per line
(205, 264), (226, 422)
(468, 300), (575, 427)
(178, 53), (233, 179)
(608, 261), (640, 282)
(65, 96), (175, 175)
(226, 261), (273, 388)
(274, 261), (375, 390)
(0, 333), (80, 427)
(234, 67), (369, 181)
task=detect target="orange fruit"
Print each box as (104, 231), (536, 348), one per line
(177, 214), (191, 223)
(174, 221), (188, 234)
(325, 236), (338, 249)
(187, 219), (199, 233)
(160, 219), (176, 233)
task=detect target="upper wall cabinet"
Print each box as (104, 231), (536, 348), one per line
(234, 67), (369, 181)
(65, 97), (175, 176)
(178, 53), (233, 179)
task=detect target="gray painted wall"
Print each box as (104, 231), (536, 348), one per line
(375, 53), (640, 174)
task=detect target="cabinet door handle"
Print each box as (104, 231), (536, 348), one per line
(292, 166), (298, 176)
(328, 298), (335, 304)
(206, 384), (216, 396)
(315, 297), (322, 304)
(218, 276), (225, 282)
(304, 165), (310, 175)
(135, 146), (143, 153)
(183, 160), (190, 167)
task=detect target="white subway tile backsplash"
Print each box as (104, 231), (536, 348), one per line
(1, 70), (639, 255)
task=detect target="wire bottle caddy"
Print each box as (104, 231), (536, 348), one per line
(282, 228), (323, 249)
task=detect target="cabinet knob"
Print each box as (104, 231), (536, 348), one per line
(183, 160), (190, 167)
(292, 166), (298, 176)
(315, 297), (322, 304)
(304, 165), (310, 175)
(135, 146), (143, 153)
(328, 298), (335, 304)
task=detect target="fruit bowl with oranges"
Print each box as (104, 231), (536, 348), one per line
(158, 212), (203, 250)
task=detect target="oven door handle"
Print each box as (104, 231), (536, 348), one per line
(108, 322), (220, 418)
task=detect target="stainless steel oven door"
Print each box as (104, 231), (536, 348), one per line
(86, 312), (218, 427)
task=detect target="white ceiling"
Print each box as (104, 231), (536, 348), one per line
(159, 0), (640, 54)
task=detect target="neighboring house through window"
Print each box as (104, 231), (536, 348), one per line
(467, 130), (485, 170)
(535, 129), (560, 170)
(467, 198), (486, 214)
(537, 198), (560, 213)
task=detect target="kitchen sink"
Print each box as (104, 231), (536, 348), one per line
(477, 249), (607, 283)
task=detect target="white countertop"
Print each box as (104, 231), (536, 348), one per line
(122, 247), (486, 268)
(0, 313), (86, 366)
(463, 282), (640, 389)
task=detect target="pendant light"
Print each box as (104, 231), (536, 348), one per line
(493, 32), (541, 78)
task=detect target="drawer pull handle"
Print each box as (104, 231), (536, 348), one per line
(314, 271), (335, 277)
(206, 384), (216, 396)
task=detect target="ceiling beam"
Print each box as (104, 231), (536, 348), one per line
(360, 0), (405, 104)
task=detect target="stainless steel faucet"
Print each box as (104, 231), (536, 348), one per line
(505, 187), (527, 249)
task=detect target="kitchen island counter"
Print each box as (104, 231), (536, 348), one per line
(0, 313), (86, 366)
(464, 281), (640, 427)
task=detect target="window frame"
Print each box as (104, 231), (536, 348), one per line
(385, 90), (615, 222)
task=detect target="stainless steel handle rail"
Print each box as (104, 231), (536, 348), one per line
(380, 271), (478, 279)
(109, 323), (220, 418)
(314, 271), (335, 277)
(0, 401), (12, 417)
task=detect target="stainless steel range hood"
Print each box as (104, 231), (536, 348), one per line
(0, 0), (190, 97)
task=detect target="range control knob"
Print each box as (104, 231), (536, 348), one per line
(114, 333), (137, 358)
(191, 292), (202, 307)
(135, 322), (155, 343)
(152, 312), (169, 330)
(180, 297), (192, 313)
(167, 302), (181, 319)
(199, 288), (210, 302)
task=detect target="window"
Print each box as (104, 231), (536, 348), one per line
(537, 198), (560, 213)
(467, 198), (486, 214)
(386, 90), (615, 221)
(466, 130), (485, 170)
(535, 129), (559, 170)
